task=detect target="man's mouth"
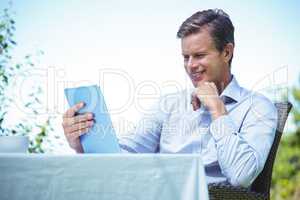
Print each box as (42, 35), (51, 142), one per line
(191, 70), (206, 81)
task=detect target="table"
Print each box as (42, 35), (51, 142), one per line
(0, 154), (209, 200)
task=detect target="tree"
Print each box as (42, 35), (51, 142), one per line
(271, 80), (300, 200)
(0, 4), (59, 153)
(291, 85), (300, 145)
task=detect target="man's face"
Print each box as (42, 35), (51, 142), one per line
(181, 28), (230, 90)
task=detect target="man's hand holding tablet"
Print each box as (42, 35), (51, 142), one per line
(63, 85), (121, 153)
(62, 102), (93, 153)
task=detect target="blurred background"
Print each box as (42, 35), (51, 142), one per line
(0, 0), (299, 199)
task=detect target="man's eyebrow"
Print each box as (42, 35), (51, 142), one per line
(191, 52), (207, 56)
(194, 50), (207, 54)
(181, 50), (207, 56)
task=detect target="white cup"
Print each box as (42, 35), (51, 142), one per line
(0, 136), (29, 153)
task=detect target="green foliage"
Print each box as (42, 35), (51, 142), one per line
(271, 135), (300, 199)
(0, 7), (17, 134)
(0, 5), (59, 153)
(28, 121), (48, 153)
(271, 81), (300, 199)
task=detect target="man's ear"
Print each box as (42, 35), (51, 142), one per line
(222, 43), (234, 63)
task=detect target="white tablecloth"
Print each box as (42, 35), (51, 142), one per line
(0, 154), (209, 200)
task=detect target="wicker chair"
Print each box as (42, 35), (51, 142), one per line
(208, 102), (293, 200)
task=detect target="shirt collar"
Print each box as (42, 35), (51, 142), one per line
(220, 75), (242, 103)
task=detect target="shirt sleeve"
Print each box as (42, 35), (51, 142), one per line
(118, 95), (170, 153)
(209, 96), (278, 187)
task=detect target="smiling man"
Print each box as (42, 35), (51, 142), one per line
(62, 9), (278, 187)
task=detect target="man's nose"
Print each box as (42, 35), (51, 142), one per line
(187, 57), (198, 69)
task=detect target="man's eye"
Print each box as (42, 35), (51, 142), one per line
(183, 56), (189, 61)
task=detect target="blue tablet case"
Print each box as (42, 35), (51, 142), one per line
(64, 85), (121, 153)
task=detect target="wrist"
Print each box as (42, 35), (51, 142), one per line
(75, 147), (84, 153)
(70, 142), (84, 153)
(209, 99), (227, 120)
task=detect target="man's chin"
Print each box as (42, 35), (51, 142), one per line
(192, 79), (206, 87)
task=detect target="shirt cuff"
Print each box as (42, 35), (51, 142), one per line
(209, 115), (238, 141)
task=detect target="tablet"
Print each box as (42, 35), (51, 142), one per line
(64, 85), (121, 153)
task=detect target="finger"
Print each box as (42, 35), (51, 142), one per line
(68, 127), (90, 140)
(63, 113), (94, 127)
(206, 82), (219, 95)
(204, 82), (215, 89)
(63, 102), (85, 118)
(197, 80), (209, 88)
(207, 81), (216, 87)
(65, 120), (94, 133)
(206, 82), (218, 91)
(211, 82), (218, 91)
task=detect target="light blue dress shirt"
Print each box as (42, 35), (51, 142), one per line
(118, 75), (278, 187)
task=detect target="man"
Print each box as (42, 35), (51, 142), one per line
(62, 9), (278, 187)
